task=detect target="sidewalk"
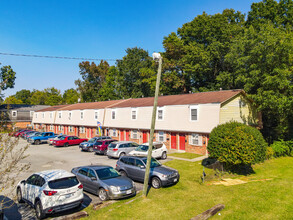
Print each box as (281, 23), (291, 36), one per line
(168, 155), (208, 162)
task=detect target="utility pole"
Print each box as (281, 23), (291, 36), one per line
(142, 53), (162, 197)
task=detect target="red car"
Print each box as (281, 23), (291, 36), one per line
(53, 136), (88, 147)
(14, 130), (30, 137)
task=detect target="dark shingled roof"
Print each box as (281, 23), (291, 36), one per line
(36, 90), (243, 111)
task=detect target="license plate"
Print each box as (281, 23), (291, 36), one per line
(126, 190), (132, 194)
(65, 193), (73, 198)
(174, 178), (177, 182)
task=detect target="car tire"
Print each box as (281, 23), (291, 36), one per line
(17, 188), (24, 203)
(151, 177), (162, 189)
(35, 200), (45, 219)
(98, 188), (109, 201)
(64, 143), (69, 147)
(161, 151), (167, 160)
(119, 170), (127, 177)
(119, 152), (126, 158)
(35, 140), (40, 145)
(89, 147), (93, 152)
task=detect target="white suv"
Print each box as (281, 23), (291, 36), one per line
(128, 142), (168, 159)
(16, 170), (84, 219)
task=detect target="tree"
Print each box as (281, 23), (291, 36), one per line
(44, 87), (63, 106)
(30, 90), (47, 105)
(207, 121), (267, 172)
(0, 64), (16, 91)
(3, 96), (23, 104)
(63, 88), (79, 104)
(75, 60), (109, 102)
(15, 89), (31, 104)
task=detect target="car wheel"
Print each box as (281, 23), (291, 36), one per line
(64, 143), (69, 147)
(161, 151), (167, 160)
(35, 200), (45, 219)
(89, 147), (93, 152)
(17, 188), (24, 203)
(35, 140), (40, 145)
(151, 177), (162, 189)
(98, 188), (109, 201)
(119, 170), (127, 177)
(119, 152), (126, 158)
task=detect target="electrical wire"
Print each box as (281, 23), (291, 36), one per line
(0, 52), (119, 61)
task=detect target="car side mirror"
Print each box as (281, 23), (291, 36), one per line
(90, 177), (97, 181)
(140, 165), (145, 169)
(21, 180), (26, 185)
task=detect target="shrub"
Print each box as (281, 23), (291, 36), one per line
(266, 147), (275, 160)
(207, 121), (268, 167)
(270, 140), (293, 157)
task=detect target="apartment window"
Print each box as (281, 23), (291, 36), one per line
(35, 113), (38, 118)
(80, 111), (84, 120)
(50, 112), (53, 119)
(80, 126), (85, 133)
(12, 111), (17, 117)
(69, 112), (72, 120)
(131, 108), (137, 120)
(42, 113), (45, 118)
(69, 126), (74, 132)
(131, 130), (138, 139)
(112, 129), (117, 137)
(111, 110), (116, 120)
(189, 133), (202, 146)
(157, 131), (165, 142)
(50, 125), (53, 130)
(58, 125), (61, 131)
(61, 126), (64, 131)
(30, 111), (34, 117)
(190, 106), (198, 121)
(94, 111), (99, 120)
(157, 107), (164, 120)
(58, 112), (62, 119)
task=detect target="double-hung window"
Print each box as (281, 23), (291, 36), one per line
(190, 106), (199, 121)
(12, 111), (17, 117)
(112, 109), (116, 120)
(157, 131), (165, 142)
(58, 112), (62, 119)
(112, 129), (117, 137)
(131, 108), (137, 120)
(189, 133), (202, 146)
(94, 110), (99, 120)
(131, 130), (138, 139)
(69, 112), (72, 120)
(157, 107), (164, 120)
(80, 111), (84, 120)
(50, 112), (53, 119)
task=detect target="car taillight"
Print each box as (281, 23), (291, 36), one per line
(78, 184), (83, 189)
(43, 190), (57, 196)
(113, 149), (118, 151)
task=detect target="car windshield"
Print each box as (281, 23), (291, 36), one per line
(108, 143), (117, 149)
(59, 137), (66, 140)
(48, 176), (79, 189)
(35, 133), (42, 137)
(142, 158), (161, 168)
(136, 145), (148, 151)
(95, 142), (103, 145)
(88, 138), (96, 143)
(95, 167), (120, 180)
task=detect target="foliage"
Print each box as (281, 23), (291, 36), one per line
(14, 89), (31, 104)
(270, 139), (293, 157)
(3, 96), (23, 104)
(30, 90), (47, 105)
(207, 121), (268, 168)
(0, 64), (16, 91)
(44, 87), (63, 106)
(265, 147), (275, 160)
(63, 88), (79, 104)
(75, 60), (109, 102)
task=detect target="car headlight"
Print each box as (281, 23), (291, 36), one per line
(161, 174), (168, 178)
(110, 186), (120, 192)
(132, 181), (135, 187)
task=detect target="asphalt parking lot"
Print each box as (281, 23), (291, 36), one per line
(3, 138), (170, 220)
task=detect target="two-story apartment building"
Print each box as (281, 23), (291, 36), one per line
(32, 90), (260, 155)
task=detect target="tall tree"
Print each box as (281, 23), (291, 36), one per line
(3, 95), (23, 104)
(63, 88), (79, 104)
(44, 87), (63, 106)
(15, 89), (31, 104)
(75, 61), (109, 102)
(30, 90), (47, 105)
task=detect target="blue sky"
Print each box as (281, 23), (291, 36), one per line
(0, 0), (256, 97)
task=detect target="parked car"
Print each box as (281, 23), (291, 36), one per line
(92, 139), (116, 154)
(79, 137), (110, 152)
(28, 132), (55, 145)
(53, 136), (87, 147)
(72, 165), (136, 201)
(47, 134), (66, 145)
(20, 130), (34, 138)
(116, 156), (179, 189)
(107, 141), (139, 159)
(128, 142), (168, 159)
(26, 131), (41, 140)
(16, 169), (84, 219)
(95, 136), (111, 140)
(14, 129), (30, 137)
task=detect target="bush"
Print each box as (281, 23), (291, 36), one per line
(207, 121), (268, 167)
(266, 147), (275, 160)
(270, 140), (293, 157)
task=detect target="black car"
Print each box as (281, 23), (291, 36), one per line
(116, 156), (179, 189)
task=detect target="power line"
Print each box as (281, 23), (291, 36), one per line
(0, 52), (119, 62)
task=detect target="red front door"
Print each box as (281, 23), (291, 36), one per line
(179, 134), (185, 150)
(171, 133), (177, 149)
(125, 130), (129, 141)
(120, 130), (124, 141)
(142, 131), (147, 143)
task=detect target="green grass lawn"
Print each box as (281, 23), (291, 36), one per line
(83, 157), (293, 220)
(168, 152), (202, 159)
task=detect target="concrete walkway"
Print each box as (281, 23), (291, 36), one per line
(168, 155), (208, 162)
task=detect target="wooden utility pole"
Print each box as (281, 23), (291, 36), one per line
(142, 53), (162, 197)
